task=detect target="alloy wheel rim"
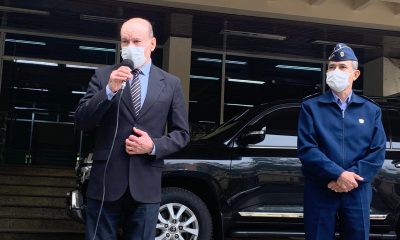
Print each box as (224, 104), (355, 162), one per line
(156, 202), (199, 240)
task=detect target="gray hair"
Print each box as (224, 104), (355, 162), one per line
(352, 61), (358, 70)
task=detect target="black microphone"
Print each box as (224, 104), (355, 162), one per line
(119, 59), (135, 89)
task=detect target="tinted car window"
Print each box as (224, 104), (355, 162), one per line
(248, 107), (300, 148)
(201, 109), (249, 140)
(382, 109), (392, 149)
(389, 109), (400, 149)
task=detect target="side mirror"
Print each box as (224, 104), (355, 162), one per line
(238, 127), (266, 145)
(393, 160), (400, 168)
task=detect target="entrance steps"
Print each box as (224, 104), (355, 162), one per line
(0, 165), (84, 240)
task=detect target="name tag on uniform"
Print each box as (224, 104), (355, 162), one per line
(359, 118), (365, 124)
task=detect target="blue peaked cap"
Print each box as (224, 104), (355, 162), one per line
(328, 43), (358, 61)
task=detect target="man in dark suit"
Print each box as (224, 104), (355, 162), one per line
(75, 17), (190, 240)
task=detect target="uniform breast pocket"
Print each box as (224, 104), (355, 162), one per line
(348, 116), (373, 143)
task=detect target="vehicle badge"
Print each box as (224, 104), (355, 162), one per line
(359, 118), (365, 124)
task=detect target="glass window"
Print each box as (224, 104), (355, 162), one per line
(247, 107), (300, 148)
(389, 109), (400, 149)
(5, 33), (116, 65)
(3, 121), (31, 165)
(1, 33), (118, 166)
(224, 55), (321, 121)
(192, 15), (223, 50)
(5, 10), (119, 40)
(352, 65), (364, 94)
(2, 60), (95, 116)
(382, 109), (391, 149)
(189, 51), (222, 137)
(1, 59), (95, 166)
(151, 47), (163, 67)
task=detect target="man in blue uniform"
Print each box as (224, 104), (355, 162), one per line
(297, 43), (386, 240)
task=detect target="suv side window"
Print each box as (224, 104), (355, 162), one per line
(389, 110), (400, 149)
(248, 106), (300, 148)
(382, 109), (391, 149)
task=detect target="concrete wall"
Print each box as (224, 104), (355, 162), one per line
(364, 57), (400, 97)
(383, 58), (400, 96)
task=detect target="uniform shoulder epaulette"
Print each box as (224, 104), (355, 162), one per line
(302, 92), (321, 102)
(359, 95), (379, 106)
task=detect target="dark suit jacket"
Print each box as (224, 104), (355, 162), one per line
(75, 64), (190, 203)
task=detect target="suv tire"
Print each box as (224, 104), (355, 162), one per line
(157, 187), (213, 240)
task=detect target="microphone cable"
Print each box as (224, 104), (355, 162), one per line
(91, 82), (126, 240)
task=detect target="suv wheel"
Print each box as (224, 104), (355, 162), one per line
(156, 187), (212, 240)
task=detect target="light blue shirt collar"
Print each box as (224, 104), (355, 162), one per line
(138, 60), (151, 77)
(332, 90), (352, 111)
(332, 91), (352, 103)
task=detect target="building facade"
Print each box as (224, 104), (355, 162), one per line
(0, 0), (399, 166)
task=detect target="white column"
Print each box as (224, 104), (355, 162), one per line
(162, 36), (192, 111)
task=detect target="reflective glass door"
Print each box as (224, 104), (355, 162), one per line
(2, 33), (116, 166)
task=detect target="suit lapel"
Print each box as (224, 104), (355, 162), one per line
(137, 65), (165, 120)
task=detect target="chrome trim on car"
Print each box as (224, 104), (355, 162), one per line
(386, 148), (400, 152)
(239, 212), (303, 218)
(246, 146), (297, 150)
(239, 212), (388, 220)
(370, 214), (389, 220)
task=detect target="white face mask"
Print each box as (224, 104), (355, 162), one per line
(326, 69), (351, 93)
(121, 45), (147, 69)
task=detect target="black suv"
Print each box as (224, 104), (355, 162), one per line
(67, 98), (400, 240)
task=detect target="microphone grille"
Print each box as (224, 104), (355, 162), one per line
(120, 59), (134, 70)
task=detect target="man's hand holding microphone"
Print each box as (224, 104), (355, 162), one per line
(108, 59), (134, 92)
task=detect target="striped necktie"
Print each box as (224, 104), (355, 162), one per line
(130, 69), (141, 117)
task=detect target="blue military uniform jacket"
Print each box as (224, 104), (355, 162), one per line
(297, 91), (386, 184)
